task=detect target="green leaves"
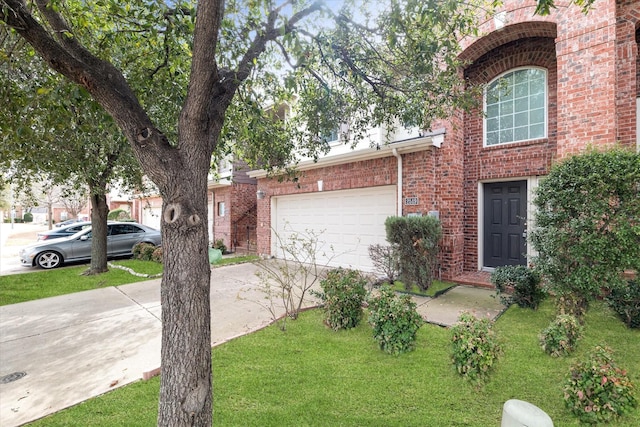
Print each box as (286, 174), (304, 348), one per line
(367, 285), (423, 355)
(531, 148), (640, 301)
(450, 312), (502, 386)
(563, 346), (637, 424)
(316, 268), (368, 331)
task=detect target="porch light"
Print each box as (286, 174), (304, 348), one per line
(256, 189), (266, 200)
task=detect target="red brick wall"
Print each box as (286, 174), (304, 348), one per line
(402, 151), (438, 216)
(212, 187), (232, 247)
(462, 37), (558, 271)
(230, 183), (257, 251)
(431, 114), (465, 279)
(555, 0), (619, 156)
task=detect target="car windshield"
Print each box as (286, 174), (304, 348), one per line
(68, 227), (92, 239)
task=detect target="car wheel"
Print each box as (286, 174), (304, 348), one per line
(36, 251), (63, 269)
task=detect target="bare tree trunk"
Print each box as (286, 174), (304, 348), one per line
(47, 202), (53, 229)
(87, 193), (109, 275)
(158, 175), (212, 426)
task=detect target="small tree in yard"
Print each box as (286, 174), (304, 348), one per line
(385, 215), (442, 292)
(531, 148), (640, 308)
(368, 243), (400, 285)
(254, 227), (332, 331)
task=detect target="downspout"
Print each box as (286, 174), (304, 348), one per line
(211, 191), (215, 244)
(392, 148), (402, 217)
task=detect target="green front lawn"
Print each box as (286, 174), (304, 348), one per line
(29, 300), (640, 426)
(0, 260), (163, 306)
(0, 256), (259, 306)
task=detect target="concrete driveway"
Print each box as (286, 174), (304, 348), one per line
(0, 262), (292, 427)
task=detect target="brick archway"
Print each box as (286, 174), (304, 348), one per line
(459, 21), (557, 64)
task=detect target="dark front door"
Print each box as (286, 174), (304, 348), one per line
(483, 181), (527, 268)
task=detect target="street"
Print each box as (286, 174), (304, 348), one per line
(0, 223), (47, 275)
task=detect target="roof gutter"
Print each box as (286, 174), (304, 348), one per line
(249, 128), (445, 179)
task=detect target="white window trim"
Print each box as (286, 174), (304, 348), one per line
(483, 67), (548, 148)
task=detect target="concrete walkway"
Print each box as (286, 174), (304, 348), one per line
(0, 261), (505, 427)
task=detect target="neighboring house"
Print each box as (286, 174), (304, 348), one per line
(250, 0), (639, 284)
(134, 157), (258, 253)
(209, 158), (258, 253)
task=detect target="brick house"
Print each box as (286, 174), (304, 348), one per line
(250, 0), (639, 284)
(134, 158), (258, 253)
(209, 158), (258, 253)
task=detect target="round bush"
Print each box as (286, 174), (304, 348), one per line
(132, 242), (156, 261)
(367, 285), (423, 355)
(539, 314), (583, 357)
(491, 265), (545, 309)
(450, 312), (502, 385)
(151, 247), (163, 263)
(316, 268), (367, 331)
(563, 346), (637, 424)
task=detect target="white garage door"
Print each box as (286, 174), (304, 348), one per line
(142, 207), (162, 231)
(272, 186), (397, 272)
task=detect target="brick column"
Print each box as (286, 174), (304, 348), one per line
(555, 2), (619, 158)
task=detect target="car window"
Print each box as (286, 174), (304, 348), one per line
(110, 224), (144, 235)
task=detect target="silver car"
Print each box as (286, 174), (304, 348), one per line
(20, 222), (162, 269)
(37, 221), (93, 241)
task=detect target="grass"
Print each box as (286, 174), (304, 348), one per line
(27, 299), (640, 426)
(392, 279), (456, 297)
(216, 254), (259, 266)
(0, 260), (163, 306)
(0, 256), (258, 306)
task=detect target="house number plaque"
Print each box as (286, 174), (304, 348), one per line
(404, 197), (419, 206)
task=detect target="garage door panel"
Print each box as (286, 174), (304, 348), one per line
(272, 186), (396, 271)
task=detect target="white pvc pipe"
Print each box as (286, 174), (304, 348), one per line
(392, 148), (402, 216)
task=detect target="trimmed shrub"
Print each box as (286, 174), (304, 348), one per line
(151, 247), (163, 263)
(315, 268), (367, 331)
(491, 265), (545, 309)
(450, 312), (502, 385)
(563, 345), (637, 424)
(212, 238), (227, 254)
(539, 314), (583, 357)
(23, 212), (33, 223)
(531, 148), (640, 302)
(384, 215), (442, 291)
(132, 242), (156, 261)
(606, 280), (640, 329)
(367, 285), (423, 355)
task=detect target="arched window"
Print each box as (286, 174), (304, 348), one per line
(484, 68), (547, 146)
